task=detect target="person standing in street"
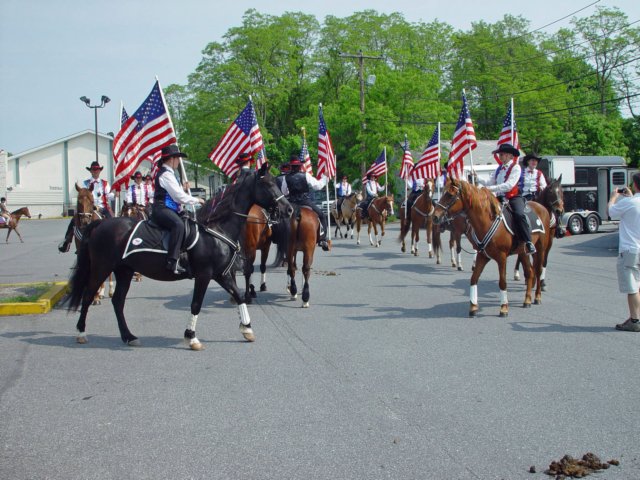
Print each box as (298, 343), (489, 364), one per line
(608, 172), (640, 332)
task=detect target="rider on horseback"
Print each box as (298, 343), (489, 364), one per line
(358, 173), (384, 219)
(336, 175), (352, 214)
(275, 163), (290, 192)
(126, 171), (151, 208)
(406, 176), (425, 212)
(280, 155), (330, 251)
(475, 143), (536, 255)
(152, 144), (205, 274)
(0, 197), (9, 224)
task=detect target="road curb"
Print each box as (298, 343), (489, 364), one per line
(0, 282), (68, 316)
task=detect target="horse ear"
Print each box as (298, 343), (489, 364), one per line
(75, 183), (81, 192)
(258, 162), (269, 177)
(557, 173), (562, 183)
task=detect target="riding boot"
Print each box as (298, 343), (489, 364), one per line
(166, 258), (186, 275)
(317, 215), (330, 251)
(58, 220), (74, 253)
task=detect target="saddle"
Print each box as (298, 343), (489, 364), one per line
(501, 202), (545, 237)
(122, 217), (200, 259)
(291, 203), (324, 236)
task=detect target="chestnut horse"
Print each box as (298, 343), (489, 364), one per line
(432, 213), (469, 270)
(355, 195), (394, 247)
(332, 191), (363, 239)
(433, 178), (550, 317)
(0, 207), (31, 243)
(513, 176), (564, 290)
(398, 179), (435, 256)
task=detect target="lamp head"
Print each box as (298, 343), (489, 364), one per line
(101, 95), (110, 105)
(80, 96), (91, 106)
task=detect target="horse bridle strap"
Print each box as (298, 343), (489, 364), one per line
(204, 227), (242, 277)
(413, 203), (434, 218)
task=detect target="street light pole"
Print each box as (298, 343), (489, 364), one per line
(80, 95), (111, 163)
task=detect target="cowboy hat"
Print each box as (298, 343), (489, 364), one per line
(522, 153), (543, 164)
(86, 161), (104, 172)
(491, 143), (520, 157)
(131, 171), (143, 181)
(235, 152), (253, 165)
(160, 144), (188, 160)
(288, 157), (304, 167)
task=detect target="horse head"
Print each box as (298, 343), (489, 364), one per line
(546, 176), (565, 217)
(254, 163), (293, 219)
(75, 185), (96, 227)
(382, 195), (395, 216)
(433, 178), (464, 224)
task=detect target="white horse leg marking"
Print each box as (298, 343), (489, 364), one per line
(541, 267), (546, 281)
(500, 289), (508, 305)
(238, 303), (255, 342)
(261, 272), (266, 284)
(185, 314), (203, 351)
(470, 284), (478, 306)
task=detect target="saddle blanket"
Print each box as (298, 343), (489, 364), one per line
(122, 219), (200, 259)
(502, 203), (545, 237)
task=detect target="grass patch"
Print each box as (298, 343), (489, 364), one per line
(0, 283), (52, 303)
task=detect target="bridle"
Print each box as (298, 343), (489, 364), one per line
(435, 184), (461, 214)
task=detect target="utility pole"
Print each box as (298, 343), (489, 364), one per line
(339, 50), (383, 178)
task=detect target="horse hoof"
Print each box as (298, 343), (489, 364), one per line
(250, 291), (257, 298)
(457, 266), (463, 271)
(401, 246), (405, 253)
(499, 311), (509, 317)
(514, 273), (520, 281)
(91, 299), (101, 306)
(76, 335), (88, 344)
(190, 341), (204, 351)
(290, 294), (297, 301)
(428, 253), (434, 259)
(469, 303), (479, 317)
(451, 263), (456, 268)
(469, 310), (477, 318)
(499, 305), (509, 317)
(99, 294), (104, 299)
(302, 302), (309, 308)
(229, 296), (237, 304)
(260, 284), (267, 292)
(239, 324), (256, 342)
(534, 299), (541, 305)
(128, 339), (141, 347)
(523, 303), (531, 308)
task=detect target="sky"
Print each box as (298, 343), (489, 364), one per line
(1, 0), (638, 155)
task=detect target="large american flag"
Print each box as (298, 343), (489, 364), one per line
(316, 105), (336, 179)
(414, 124), (441, 179)
(446, 93), (477, 179)
(495, 103), (520, 162)
(363, 150), (387, 182)
(112, 81), (176, 190)
(399, 138), (414, 180)
(300, 134), (313, 175)
(209, 99), (264, 177)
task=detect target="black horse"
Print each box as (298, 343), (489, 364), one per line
(65, 164), (292, 350)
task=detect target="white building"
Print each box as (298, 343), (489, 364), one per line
(4, 130), (116, 217)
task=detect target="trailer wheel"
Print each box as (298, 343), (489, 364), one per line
(584, 214), (599, 234)
(567, 215), (583, 235)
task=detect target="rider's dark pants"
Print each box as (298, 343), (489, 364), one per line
(407, 190), (422, 211)
(152, 207), (184, 262)
(358, 196), (375, 217)
(337, 196), (346, 213)
(506, 195), (532, 244)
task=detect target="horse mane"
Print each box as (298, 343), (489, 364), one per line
(202, 173), (252, 224)
(460, 180), (500, 217)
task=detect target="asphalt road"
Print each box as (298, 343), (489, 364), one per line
(1, 218), (638, 479)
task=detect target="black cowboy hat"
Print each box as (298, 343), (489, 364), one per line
(288, 157), (304, 167)
(491, 143), (520, 157)
(131, 171), (143, 181)
(279, 163), (290, 171)
(341, 175), (348, 180)
(86, 161), (104, 172)
(367, 173), (376, 179)
(160, 144), (188, 160)
(522, 153), (543, 164)
(235, 152), (253, 165)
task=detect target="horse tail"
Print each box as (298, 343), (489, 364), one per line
(398, 210), (411, 242)
(432, 221), (442, 256)
(64, 221), (101, 311)
(270, 219), (290, 268)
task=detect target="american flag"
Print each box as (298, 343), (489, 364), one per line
(255, 148), (267, 169)
(209, 99), (264, 178)
(300, 134), (313, 175)
(495, 103), (520, 162)
(120, 105), (129, 129)
(112, 81), (176, 190)
(446, 92), (477, 179)
(399, 138), (414, 180)
(363, 150), (387, 182)
(414, 125), (441, 179)
(316, 105), (336, 179)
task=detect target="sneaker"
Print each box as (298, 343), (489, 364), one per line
(615, 318), (640, 332)
(525, 242), (536, 254)
(166, 259), (186, 275)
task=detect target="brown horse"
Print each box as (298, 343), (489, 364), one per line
(0, 207), (31, 243)
(432, 213), (469, 270)
(355, 195), (394, 247)
(398, 180), (435, 256)
(433, 178), (550, 317)
(241, 204), (278, 303)
(332, 191), (363, 239)
(284, 207), (328, 308)
(120, 202), (149, 283)
(513, 176), (564, 290)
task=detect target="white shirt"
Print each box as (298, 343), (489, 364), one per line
(158, 165), (202, 206)
(337, 181), (352, 196)
(477, 161), (521, 196)
(609, 193), (640, 253)
(365, 180), (384, 197)
(84, 177), (114, 207)
(522, 167), (547, 196)
(144, 182), (155, 203)
(280, 172), (327, 196)
(407, 177), (425, 191)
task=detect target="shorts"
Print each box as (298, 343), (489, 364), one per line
(617, 251), (640, 294)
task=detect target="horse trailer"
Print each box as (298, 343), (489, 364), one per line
(539, 156), (630, 235)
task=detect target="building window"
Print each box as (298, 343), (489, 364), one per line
(612, 171), (626, 186)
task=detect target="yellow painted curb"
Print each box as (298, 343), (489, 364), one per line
(0, 282), (68, 316)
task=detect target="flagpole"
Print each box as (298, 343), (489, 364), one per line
(115, 100), (124, 216)
(384, 146), (388, 196)
(403, 134), (408, 220)
(437, 122), (441, 199)
(463, 89), (475, 185)
(510, 97), (515, 146)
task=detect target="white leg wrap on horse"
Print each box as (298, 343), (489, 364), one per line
(187, 314), (198, 332)
(428, 243), (432, 253)
(238, 303), (251, 326)
(541, 267), (546, 280)
(261, 273), (266, 284)
(470, 285), (478, 305)
(500, 289), (508, 305)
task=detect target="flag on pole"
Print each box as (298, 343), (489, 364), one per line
(209, 99), (264, 178)
(446, 93), (477, 179)
(399, 138), (414, 180)
(112, 80), (176, 190)
(495, 102), (520, 162)
(363, 150), (387, 182)
(120, 105), (129, 129)
(317, 104), (336, 179)
(300, 130), (313, 175)
(414, 125), (441, 179)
